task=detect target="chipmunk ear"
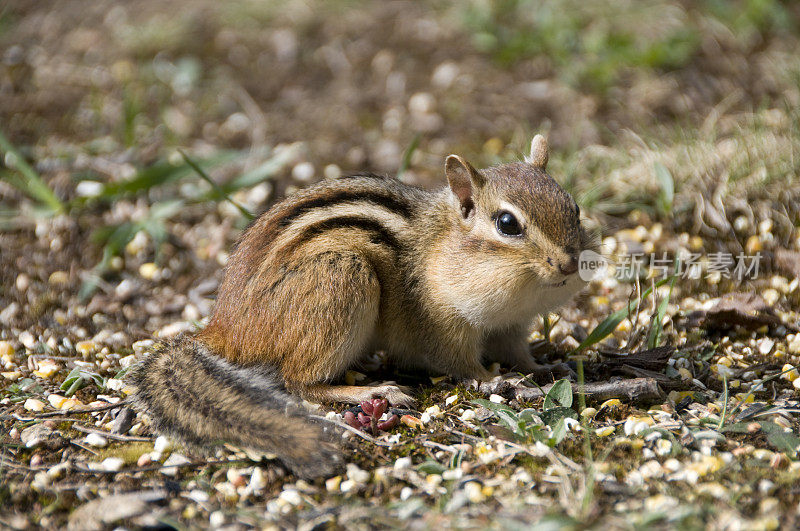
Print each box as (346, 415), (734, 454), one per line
(527, 134), (549, 169)
(445, 155), (485, 218)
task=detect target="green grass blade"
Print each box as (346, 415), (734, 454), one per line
(0, 130), (64, 213)
(96, 151), (237, 200)
(573, 276), (672, 353)
(718, 374), (729, 431)
(647, 261), (679, 348)
(179, 149), (254, 220)
(654, 161), (674, 217)
(223, 144), (301, 192)
(397, 134), (421, 179)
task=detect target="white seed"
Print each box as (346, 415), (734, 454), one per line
(84, 433), (108, 447)
(19, 331), (37, 350)
(209, 511), (226, 528)
(139, 262), (159, 280)
(323, 164), (341, 179)
(464, 481), (485, 503)
(99, 457), (124, 472)
(279, 489), (303, 506)
(291, 162), (315, 182)
(24, 399), (46, 412)
(154, 435), (172, 453)
(394, 457), (412, 471)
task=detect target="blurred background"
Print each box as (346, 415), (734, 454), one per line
(1, 0), (799, 333)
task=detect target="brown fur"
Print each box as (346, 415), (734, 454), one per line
(132, 136), (599, 477)
(129, 336), (343, 479)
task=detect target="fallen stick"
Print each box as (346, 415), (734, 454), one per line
(72, 425), (152, 442)
(9, 400), (129, 420)
(511, 377), (663, 403)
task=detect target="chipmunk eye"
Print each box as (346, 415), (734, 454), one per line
(496, 211), (523, 236)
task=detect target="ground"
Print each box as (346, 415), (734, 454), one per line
(2, 0), (800, 529)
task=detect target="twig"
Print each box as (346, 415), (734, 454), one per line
(4, 415), (94, 423)
(422, 441), (459, 453)
(72, 425), (152, 442)
(71, 457), (252, 475)
(442, 424), (484, 444)
(8, 400), (128, 420)
(0, 457), (49, 472)
(510, 378), (663, 403)
(70, 440), (99, 455)
(308, 414), (394, 447)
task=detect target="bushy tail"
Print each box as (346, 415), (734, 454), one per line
(128, 335), (343, 479)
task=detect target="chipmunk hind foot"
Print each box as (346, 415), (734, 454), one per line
(296, 382), (416, 408)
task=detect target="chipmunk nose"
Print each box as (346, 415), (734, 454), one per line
(559, 256), (578, 276)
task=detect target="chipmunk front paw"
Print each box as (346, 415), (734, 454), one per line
(462, 374), (528, 396)
(526, 362), (576, 382)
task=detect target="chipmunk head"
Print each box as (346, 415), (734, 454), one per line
(439, 134), (596, 327)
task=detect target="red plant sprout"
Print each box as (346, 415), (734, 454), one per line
(342, 399), (399, 435)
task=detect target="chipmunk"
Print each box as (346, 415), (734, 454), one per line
(130, 135), (597, 479)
